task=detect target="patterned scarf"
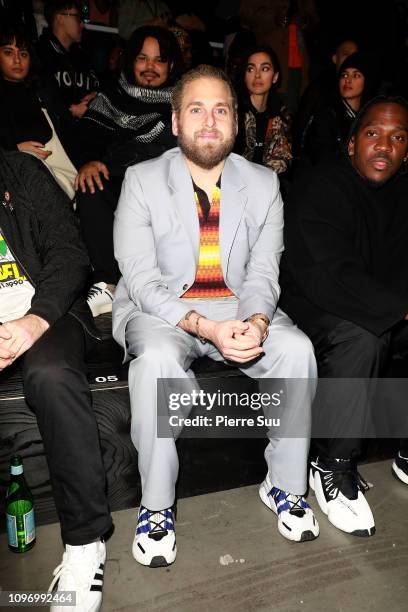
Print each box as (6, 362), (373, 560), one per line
(84, 72), (173, 144)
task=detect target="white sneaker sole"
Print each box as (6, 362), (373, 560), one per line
(259, 482), (319, 543)
(89, 302), (113, 317)
(132, 536), (177, 568)
(309, 468), (375, 537)
(392, 461), (408, 485)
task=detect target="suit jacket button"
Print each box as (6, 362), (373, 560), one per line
(182, 283), (188, 290)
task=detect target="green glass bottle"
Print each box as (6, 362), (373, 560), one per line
(6, 455), (36, 553)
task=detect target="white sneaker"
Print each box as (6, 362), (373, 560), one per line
(259, 473), (319, 542)
(309, 457), (375, 537)
(49, 540), (106, 611)
(132, 505), (176, 567)
(392, 451), (408, 485)
(87, 282), (114, 317)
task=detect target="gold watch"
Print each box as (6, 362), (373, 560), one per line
(246, 313), (270, 342)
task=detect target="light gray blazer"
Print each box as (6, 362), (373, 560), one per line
(112, 147), (284, 357)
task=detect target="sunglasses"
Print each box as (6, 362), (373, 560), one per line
(58, 12), (83, 23)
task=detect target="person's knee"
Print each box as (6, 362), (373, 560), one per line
(261, 328), (316, 378)
(23, 359), (83, 407)
(130, 340), (186, 370)
(280, 329), (315, 364)
(352, 328), (388, 358)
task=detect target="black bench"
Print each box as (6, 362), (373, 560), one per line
(0, 314), (400, 529)
(0, 314), (267, 528)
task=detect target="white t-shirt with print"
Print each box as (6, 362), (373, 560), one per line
(0, 229), (35, 323)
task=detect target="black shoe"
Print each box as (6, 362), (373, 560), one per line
(392, 452), (408, 485)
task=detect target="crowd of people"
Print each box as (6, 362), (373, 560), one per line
(1, 1), (408, 611)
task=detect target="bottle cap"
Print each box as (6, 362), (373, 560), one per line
(10, 455), (23, 475)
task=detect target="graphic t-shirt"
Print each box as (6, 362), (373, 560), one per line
(0, 230), (35, 323)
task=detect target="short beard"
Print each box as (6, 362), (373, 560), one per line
(177, 131), (235, 170)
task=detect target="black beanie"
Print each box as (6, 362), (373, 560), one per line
(337, 52), (370, 78)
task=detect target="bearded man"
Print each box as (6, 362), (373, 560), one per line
(112, 64), (320, 568)
(74, 25), (183, 316)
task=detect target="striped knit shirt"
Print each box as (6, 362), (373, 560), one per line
(182, 181), (234, 299)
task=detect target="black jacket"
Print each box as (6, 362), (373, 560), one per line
(0, 149), (97, 336)
(0, 78), (80, 168)
(36, 29), (98, 107)
(280, 153), (408, 337)
(300, 97), (355, 165)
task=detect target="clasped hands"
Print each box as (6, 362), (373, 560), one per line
(179, 316), (267, 364)
(207, 319), (266, 364)
(0, 314), (49, 371)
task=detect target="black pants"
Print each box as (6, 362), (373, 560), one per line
(21, 315), (112, 545)
(76, 177), (122, 286)
(309, 318), (408, 460)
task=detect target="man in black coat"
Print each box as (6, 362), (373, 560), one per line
(0, 149), (111, 611)
(280, 96), (408, 538)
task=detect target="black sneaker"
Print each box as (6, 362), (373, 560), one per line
(309, 457), (375, 537)
(392, 452), (408, 485)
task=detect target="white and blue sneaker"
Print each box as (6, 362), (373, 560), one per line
(259, 474), (319, 542)
(132, 505), (176, 567)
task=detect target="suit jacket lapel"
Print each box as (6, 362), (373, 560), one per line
(168, 152), (200, 265)
(220, 155), (247, 275)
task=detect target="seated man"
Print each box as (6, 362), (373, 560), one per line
(0, 148), (112, 611)
(36, 0), (98, 119)
(113, 64), (319, 568)
(75, 25), (182, 317)
(280, 96), (408, 537)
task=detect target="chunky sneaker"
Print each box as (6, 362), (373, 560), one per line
(49, 539), (106, 612)
(309, 457), (375, 537)
(392, 451), (408, 485)
(132, 505), (176, 567)
(259, 473), (319, 542)
(87, 282), (114, 317)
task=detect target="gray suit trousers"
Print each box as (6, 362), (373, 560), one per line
(125, 299), (317, 510)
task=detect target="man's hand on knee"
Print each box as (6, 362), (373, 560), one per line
(75, 161), (110, 194)
(0, 315), (50, 363)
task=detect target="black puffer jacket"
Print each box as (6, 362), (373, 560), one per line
(0, 149), (97, 337)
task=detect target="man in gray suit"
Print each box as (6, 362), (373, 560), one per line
(113, 64), (319, 567)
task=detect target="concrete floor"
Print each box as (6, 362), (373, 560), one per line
(1, 459), (408, 612)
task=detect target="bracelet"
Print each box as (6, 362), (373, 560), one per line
(184, 309), (198, 322)
(195, 314), (207, 344)
(246, 313), (270, 327)
(246, 313), (269, 343)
